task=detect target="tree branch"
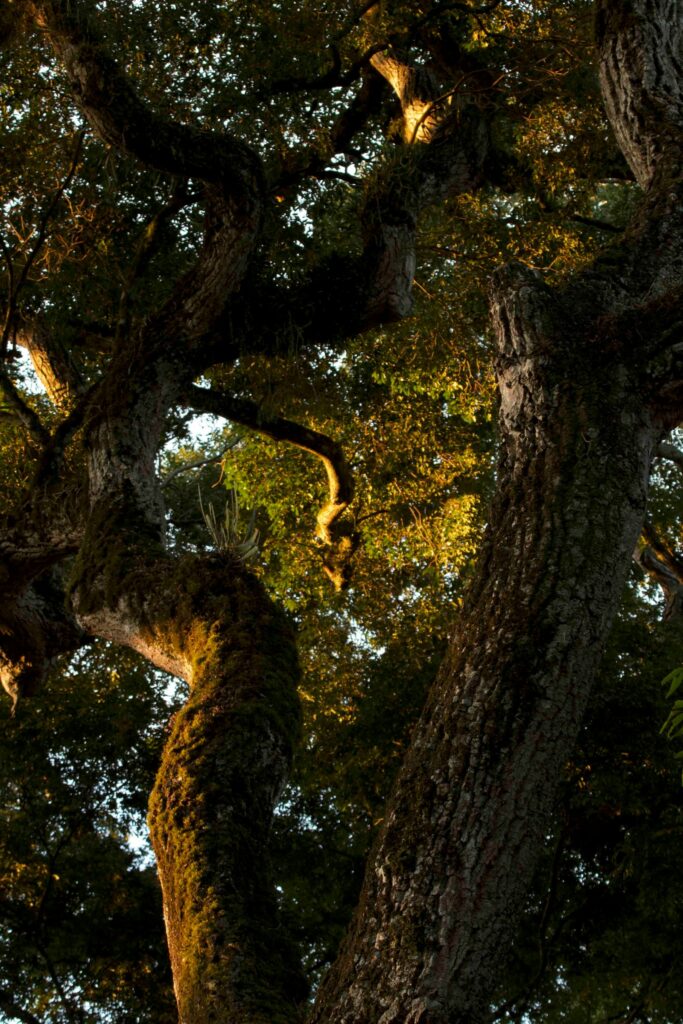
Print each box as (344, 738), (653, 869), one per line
(657, 440), (683, 471)
(27, 1), (260, 195)
(115, 180), (196, 343)
(0, 370), (50, 447)
(184, 386), (358, 589)
(634, 522), (683, 621)
(1, 130), (85, 359)
(27, 1), (266, 361)
(266, 44), (344, 95)
(273, 71), (386, 190)
(597, 0), (683, 190)
(569, 213), (624, 233)
(15, 317), (84, 412)
(0, 567), (87, 711)
(161, 437), (241, 488)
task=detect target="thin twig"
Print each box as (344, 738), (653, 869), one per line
(161, 438), (241, 488)
(0, 233), (16, 354)
(115, 180), (195, 344)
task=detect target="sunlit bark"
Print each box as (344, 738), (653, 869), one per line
(2, 2), (682, 1022)
(310, 2), (683, 1020)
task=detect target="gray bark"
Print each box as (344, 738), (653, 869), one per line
(3, 2), (682, 1023)
(310, 267), (660, 1024)
(309, 2), (683, 1020)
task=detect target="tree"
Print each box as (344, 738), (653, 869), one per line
(1, 1), (682, 1022)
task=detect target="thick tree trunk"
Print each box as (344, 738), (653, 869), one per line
(310, 3), (683, 1017)
(77, 554), (305, 1022)
(310, 266), (659, 1024)
(72, 532), (307, 1022)
(145, 557), (306, 1023)
(67, 366), (308, 1021)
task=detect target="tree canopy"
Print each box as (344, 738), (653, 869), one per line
(0, 1), (682, 1022)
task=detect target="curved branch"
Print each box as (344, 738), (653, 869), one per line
(27, 2), (265, 360)
(184, 385), (358, 589)
(27, 1), (261, 195)
(634, 522), (683, 621)
(0, 371), (50, 447)
(267, 44), (343, 95)
(269, 17), (490, 333)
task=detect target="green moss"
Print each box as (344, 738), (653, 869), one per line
(68, 473), (306, 1018)
(141, 554), (306, 1021)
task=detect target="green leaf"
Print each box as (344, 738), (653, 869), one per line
(662, 667), (683, 699)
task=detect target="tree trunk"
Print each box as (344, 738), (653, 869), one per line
(5, 3), (682, 1022)
(310, 2), (683, 1016)
(145, 557), (306, 1023)
(73, 530), (307, 1022)
(310, 265), (660, 1024)
(67, 368), (308, 1021)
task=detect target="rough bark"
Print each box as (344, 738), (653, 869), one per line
(309, 2), (683, 1020)
(310, 267), (660, 1024)
(3, 2), (683, 1022)
(597, 0), (683, 189)
(142, 557), (306, 1022)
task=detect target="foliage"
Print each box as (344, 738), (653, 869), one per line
(0, 0), (681, 1021)
(0, 644), (181, 1022)
(198, 488), (261, 561)
(661, 666), (683, 769)
(494, 586), (683, 1024)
